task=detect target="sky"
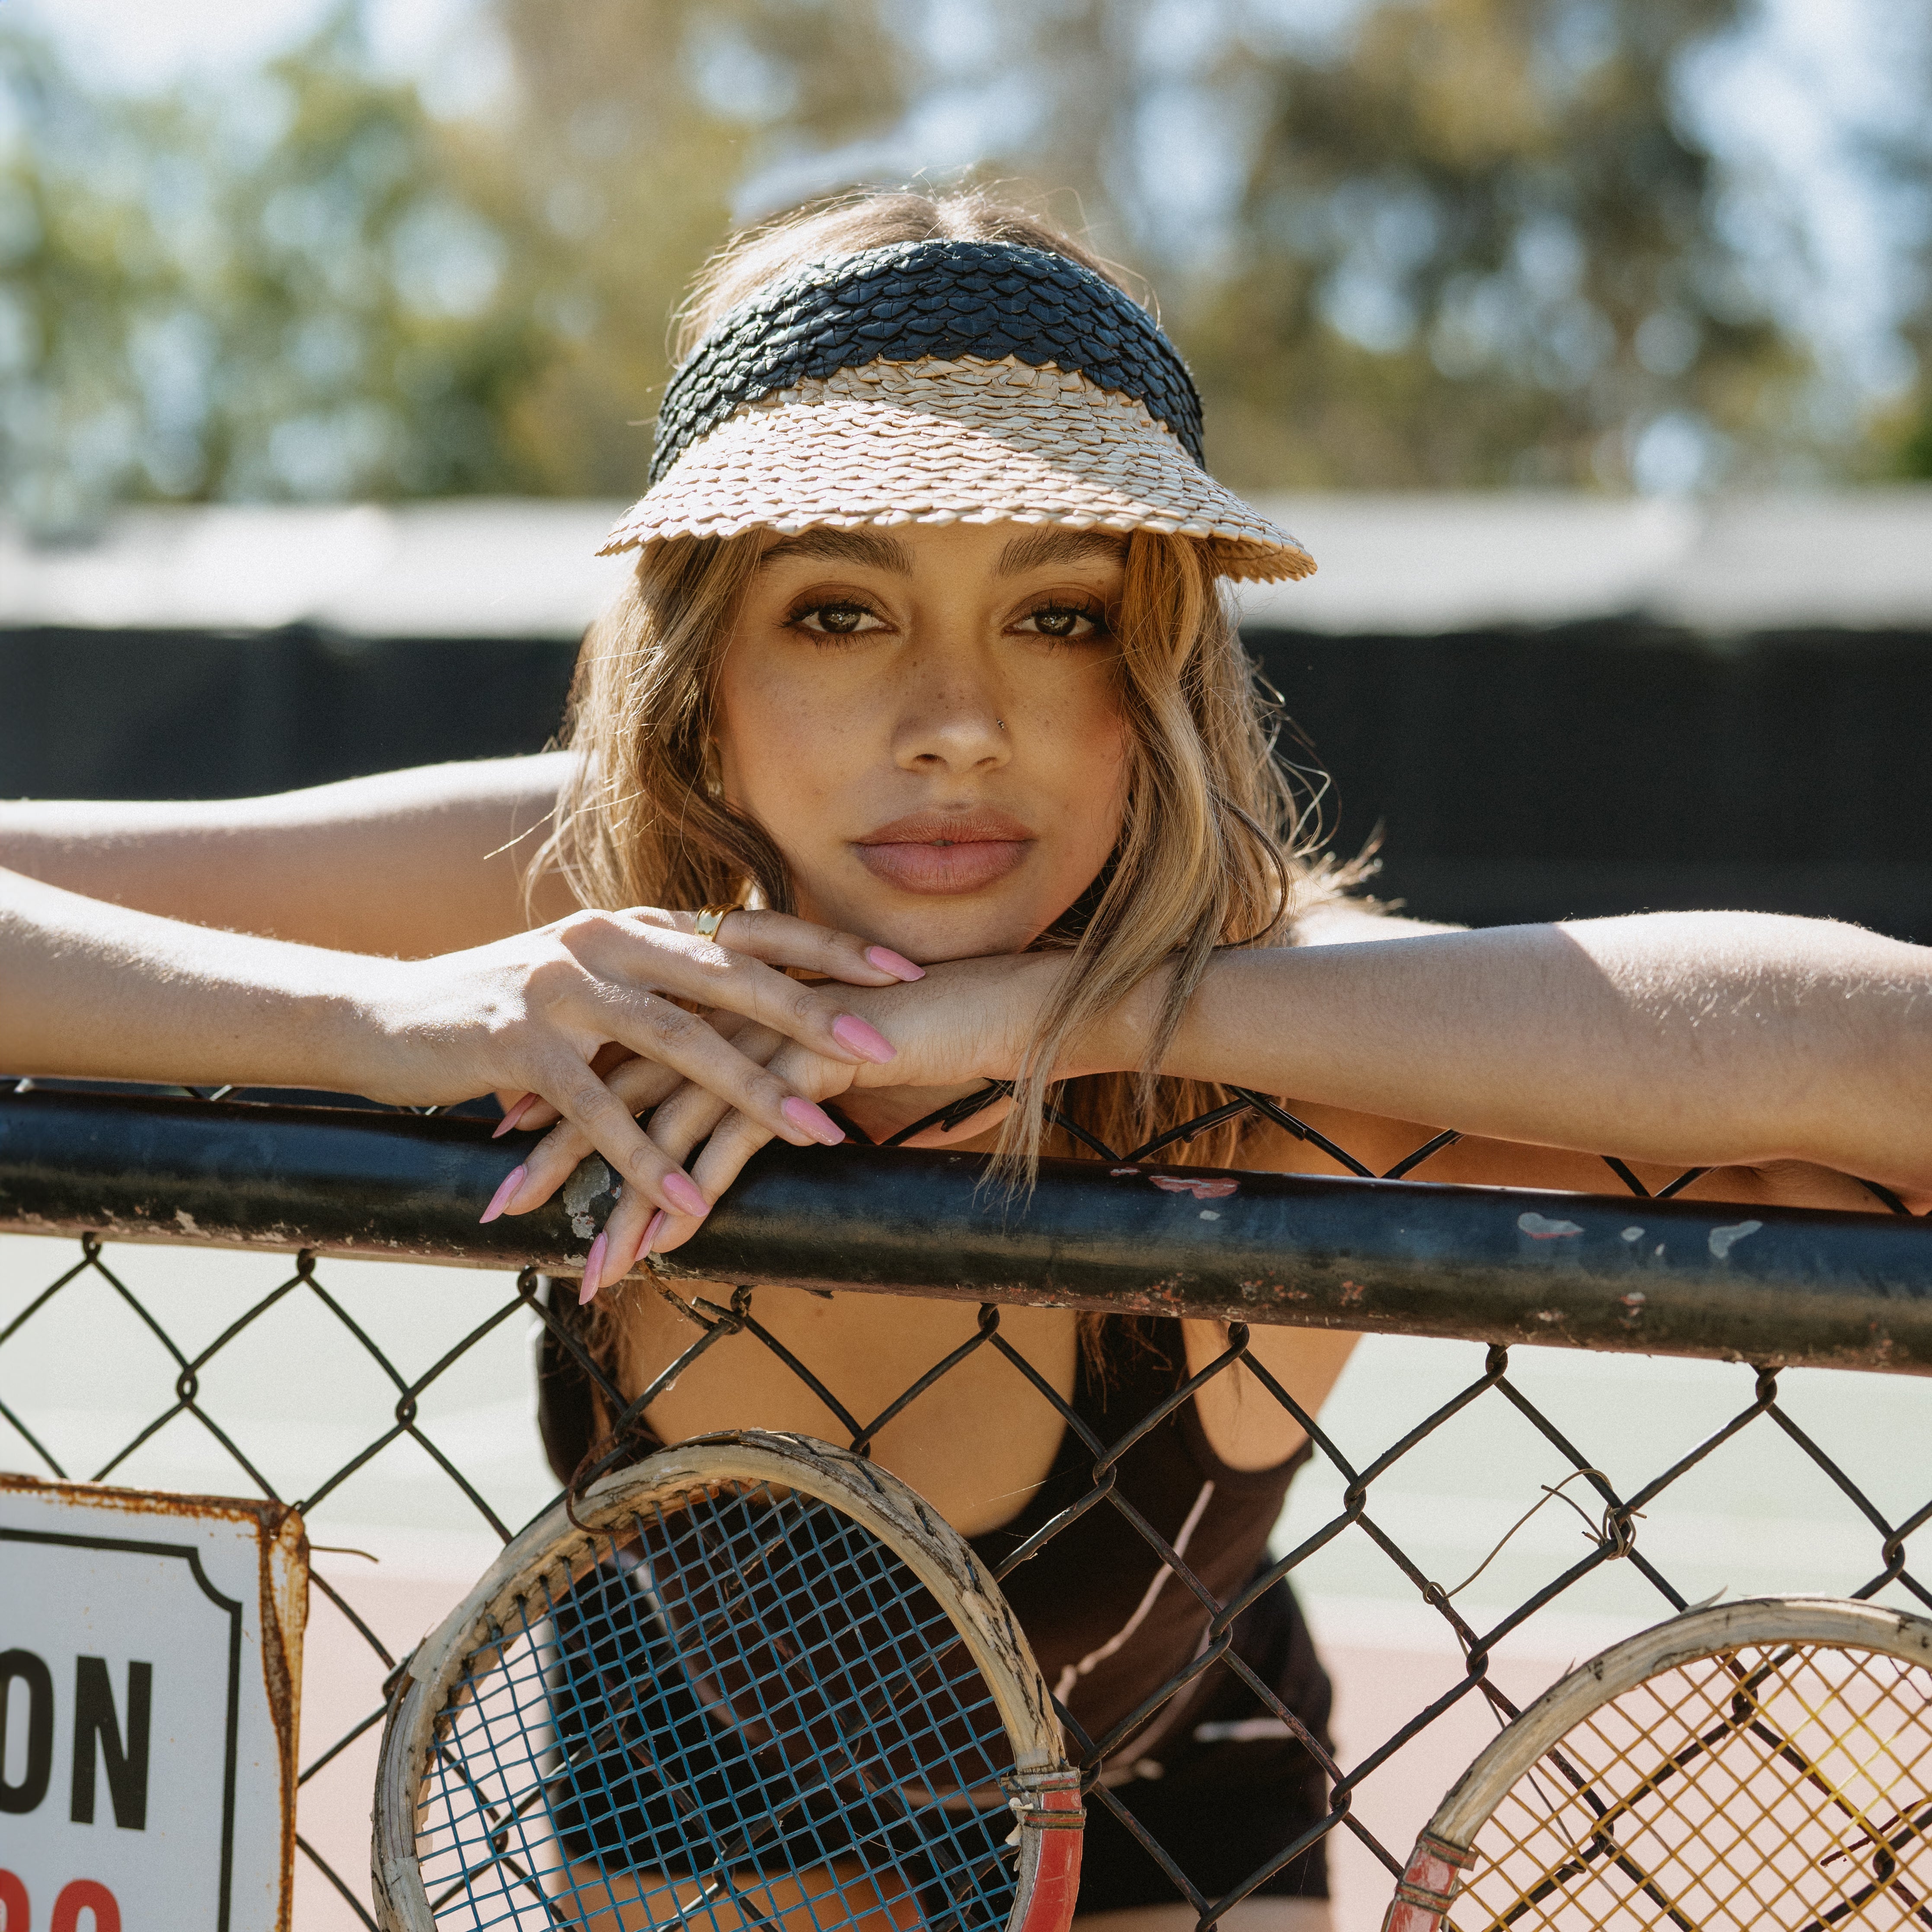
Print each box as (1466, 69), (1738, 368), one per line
(6, 0), (1926, 412)
(5, 0), (509, 120)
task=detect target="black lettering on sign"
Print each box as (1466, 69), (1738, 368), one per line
(0, 1649), (54, 1814)
(70, 1658), (150, 1831)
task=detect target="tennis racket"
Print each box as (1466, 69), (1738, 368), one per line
(373, 1429), (1082, 1932)
(1383, 1595), (1932, 1932)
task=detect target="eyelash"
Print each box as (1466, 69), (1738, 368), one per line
(1019, 600), (1109, 643)
(786, 599), (883, 639)
(783, 598), (1111, 642)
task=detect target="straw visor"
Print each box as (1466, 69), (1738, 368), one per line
(600, 240), (1314, 585)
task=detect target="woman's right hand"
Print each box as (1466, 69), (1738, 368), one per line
(356, 905), (922, 1227)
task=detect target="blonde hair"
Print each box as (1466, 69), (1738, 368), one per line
(540, 188), (1341, 1184)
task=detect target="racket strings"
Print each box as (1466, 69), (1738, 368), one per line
(412, 1479), (1025, 1931)
(1452, 1642), (1932, 1930)
(635, 1489), (1017, 1927)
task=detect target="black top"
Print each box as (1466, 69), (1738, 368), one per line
(650, 240), (1207, 485)
(537, 1303), (1325, 1762)
(536, 1303), (1335, 1905)
(968, 1320), (1323, 1758)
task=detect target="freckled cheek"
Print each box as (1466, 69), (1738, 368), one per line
(715, 674), (862, 830)
(1026, 694), (1130, 869)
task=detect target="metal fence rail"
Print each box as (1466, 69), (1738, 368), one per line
(2, 1080), (1929, 1928)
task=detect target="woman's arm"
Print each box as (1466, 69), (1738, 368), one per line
(0, 864), (920, 1224)
(1136, 913), (1932, 1194)
(558, 910), (1932, 1279)
(0, 863), (398, 1090)
(0, 753), (580, 957)
(497, 907), (1932, 1468)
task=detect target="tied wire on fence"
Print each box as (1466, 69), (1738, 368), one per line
(1, 1076), (1929, 1928)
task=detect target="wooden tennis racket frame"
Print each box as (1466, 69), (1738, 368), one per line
(373, 1430), (1083, 1932)
(1382, 1595), (1932, 1931)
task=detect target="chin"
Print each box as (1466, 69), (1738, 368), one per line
(896, 917), (1045, 964)
(840, 894), (1056, 966)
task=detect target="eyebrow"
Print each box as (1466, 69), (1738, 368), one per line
(754, 524), (1130, 578)
(994, 528), (1130, 576)
(756, 529), (915, 573)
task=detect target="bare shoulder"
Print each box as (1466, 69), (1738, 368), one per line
(1291, 897), (1464, 946)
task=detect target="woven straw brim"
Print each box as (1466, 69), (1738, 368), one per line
(600, 357), (1315, 584)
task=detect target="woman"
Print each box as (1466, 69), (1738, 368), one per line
(4, 190), (1929, 1930)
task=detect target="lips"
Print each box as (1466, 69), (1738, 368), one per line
(852, 809), (1035, 895)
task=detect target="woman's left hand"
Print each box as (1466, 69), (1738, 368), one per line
(503, 951), (1078, 1296)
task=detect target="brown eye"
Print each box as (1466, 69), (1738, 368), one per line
(793, 601), (880, 636)
(1019, 603), (1104, 641)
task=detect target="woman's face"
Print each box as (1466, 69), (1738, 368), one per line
(712, 522), (1131, 962)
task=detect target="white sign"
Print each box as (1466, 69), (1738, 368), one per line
(0, 1477), (306, 1931)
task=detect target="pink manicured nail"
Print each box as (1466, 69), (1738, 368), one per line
(492, 1093), (535, 1139)
(865, 945), (925, 981)
(831, 1014), (897, 1063)
(578, 1232), (607, 1306)
(783, 1096), (846, 1146)
(640, 1209), (666, 1258)
(662, 1172), (709, 1217)
(479, 1164), (527, 1224)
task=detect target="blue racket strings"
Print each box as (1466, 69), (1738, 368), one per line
(414, 1480), (1024, 1930)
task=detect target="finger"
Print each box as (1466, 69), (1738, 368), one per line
(510, 1055), (689, 1208)
(583, 929), (902, 1070)
(649, 1106), (780, 1255)
(589, 984), (878, 1148)
(652, 1073), (844, 1172)
(651, 1045), (856, 1255)
(481, 1052), (714, 1226)
(514, 1026), (744, 1137)
(508, 1096), (559, 1135)
(581, 1182), (664, 1303)
(658, 1024), (861, 1166)
(488, 1002), (846, 1226)
(677, 907), (924, 986)
(640, 1024), (784, 1167)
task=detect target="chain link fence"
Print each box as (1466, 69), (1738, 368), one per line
(2, 1077), (1929, 1929)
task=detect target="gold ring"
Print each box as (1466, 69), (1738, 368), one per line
(693, 904), (738, 940)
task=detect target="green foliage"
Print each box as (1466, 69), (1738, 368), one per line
(1195, 0), (1803, 488)
(960, 0), (1817, 490)
(0, 0), (1925, 514)
(0, 0), (911, 520)
(3, 17), (528, 518)
(474, 0), (915, 496)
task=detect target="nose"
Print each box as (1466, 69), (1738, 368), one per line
(888, 642), (1010, 776)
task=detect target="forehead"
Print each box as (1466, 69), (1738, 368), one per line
(753, 526), (1129, 579)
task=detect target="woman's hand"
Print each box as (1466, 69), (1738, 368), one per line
(358, 905), (926, 1230)
(498, 950), (1077, 1297)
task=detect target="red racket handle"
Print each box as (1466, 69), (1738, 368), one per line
(1382, 1831), (1474, 1932)
(1015, 1782), (1085, 1932)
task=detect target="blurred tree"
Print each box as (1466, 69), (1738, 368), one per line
(0, 0), (912, 520)
(0, 38), (191, 527)
(3, 0), (1925, 511)
(206, 18), (553, 501)
(957, 0), (1812, 491)
(0, 13), (549, 520)
(476, 0), (916, 495)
